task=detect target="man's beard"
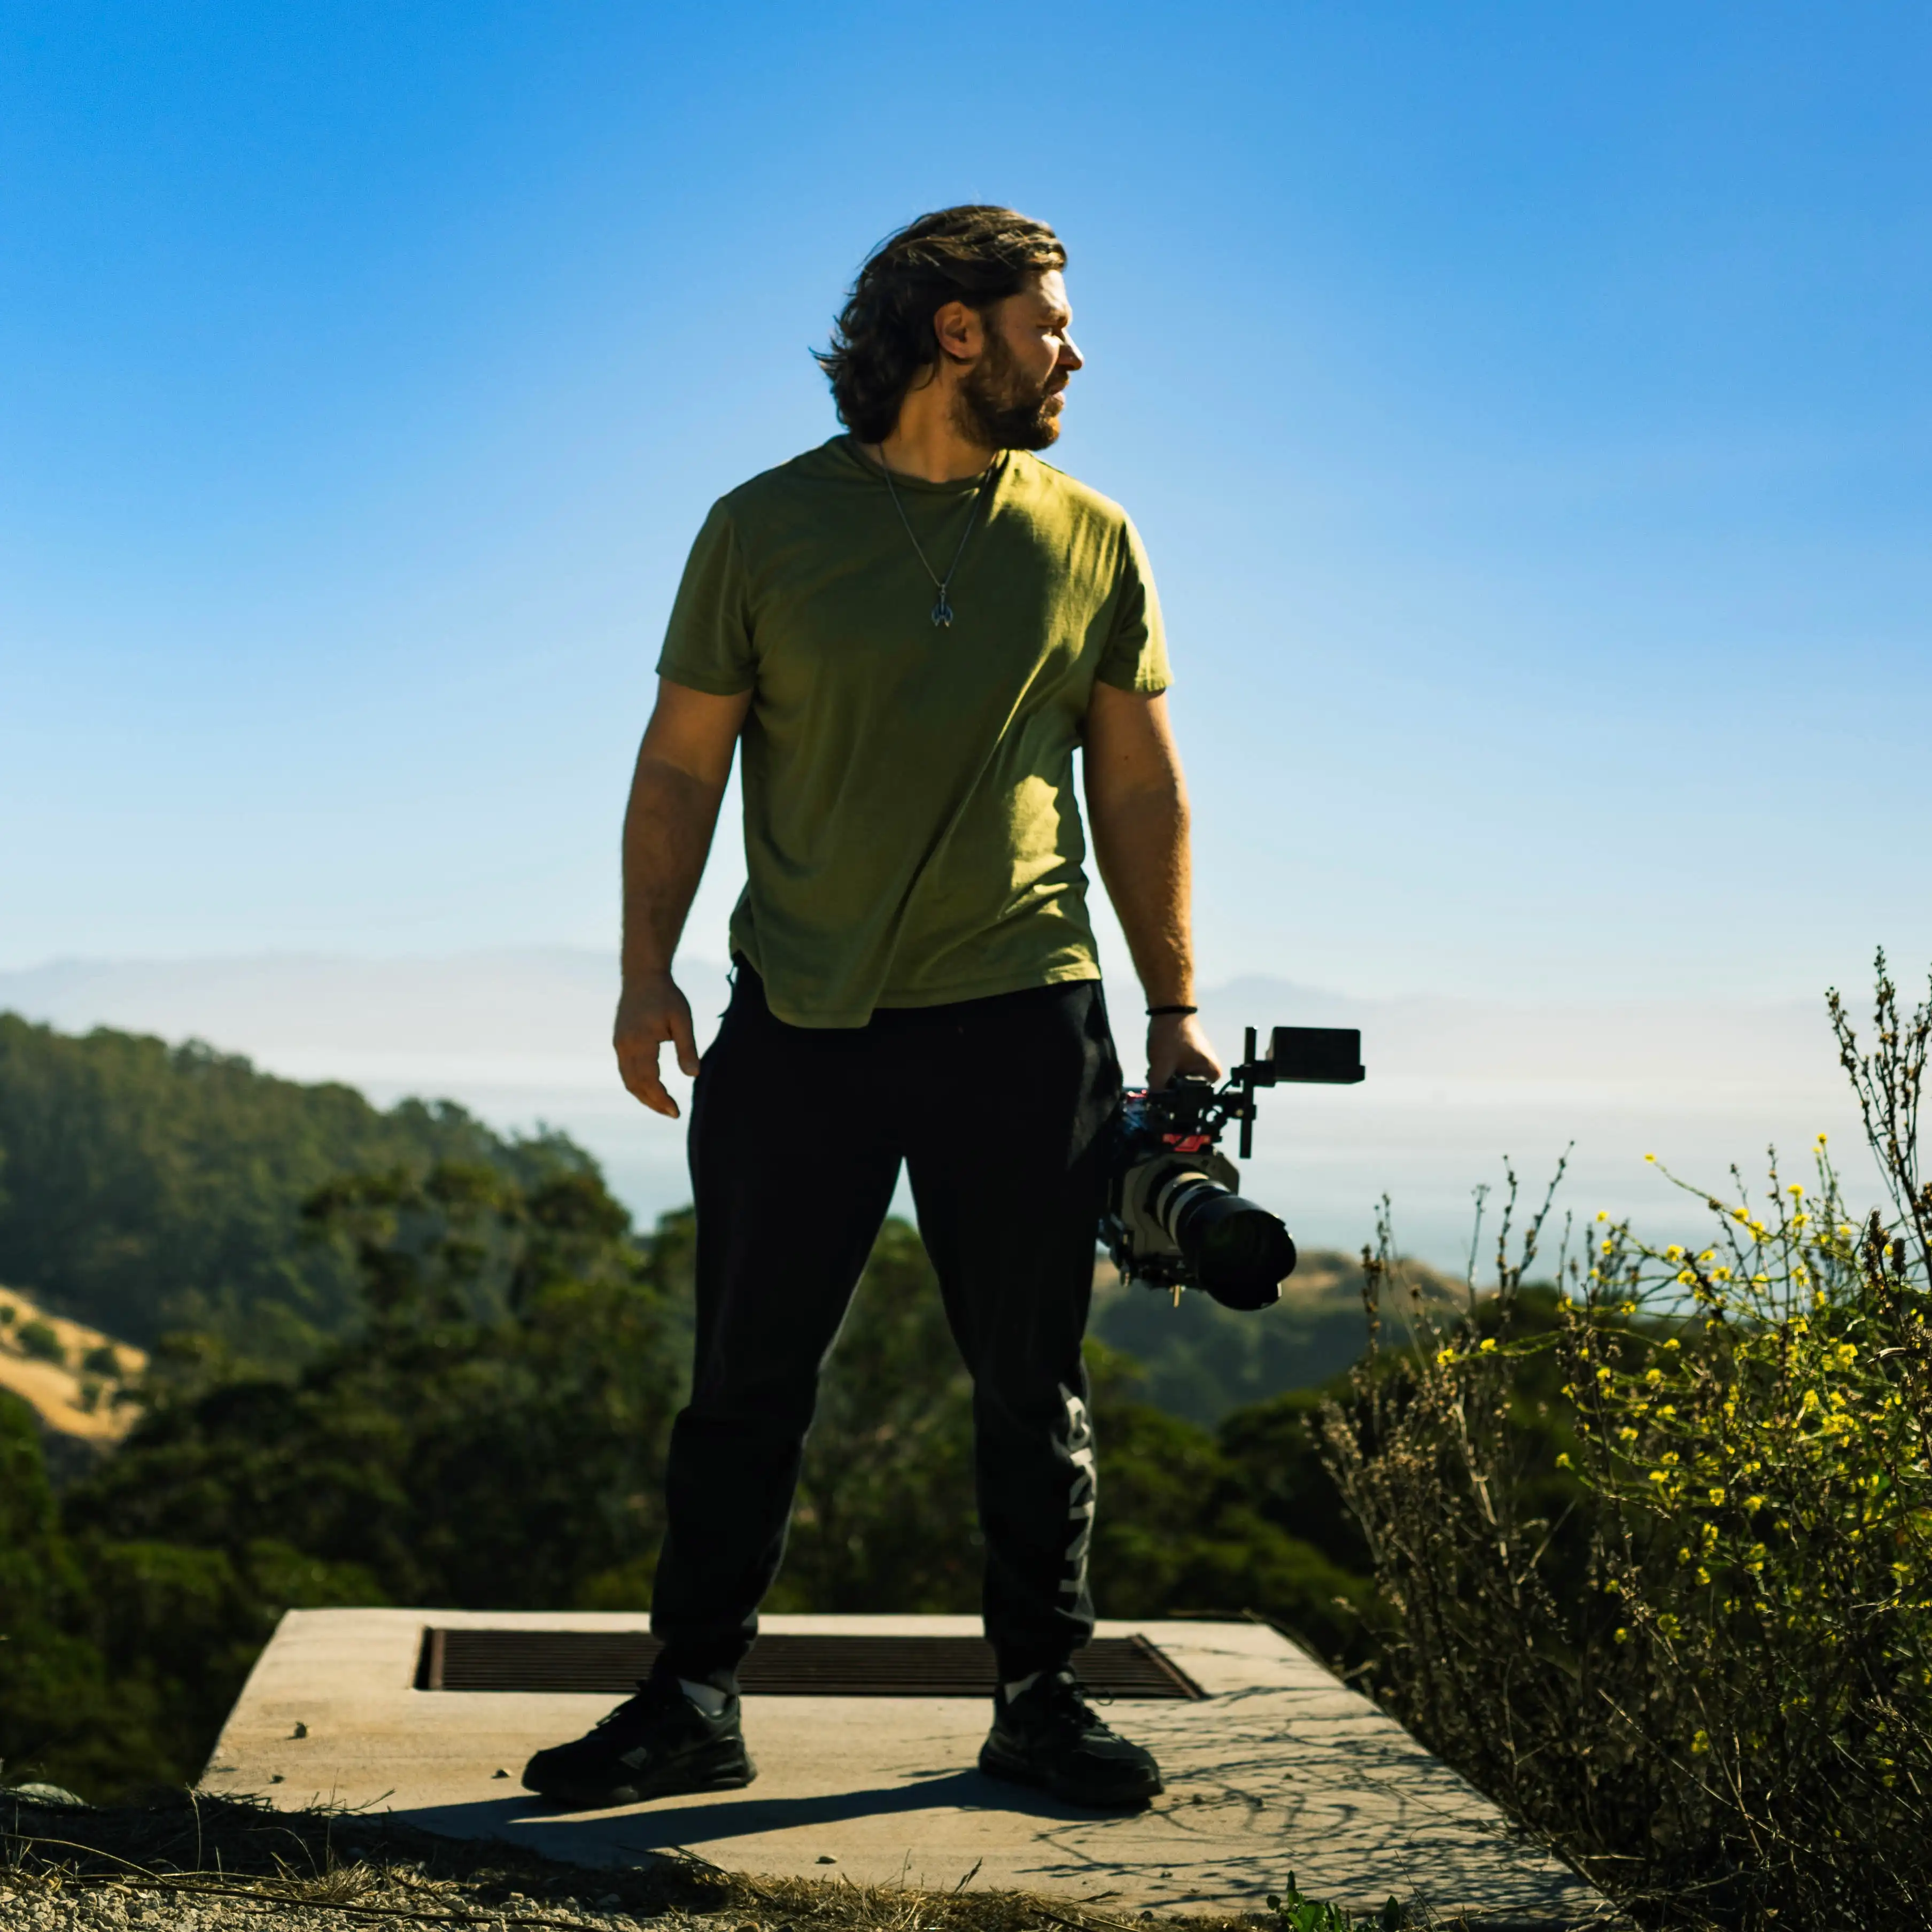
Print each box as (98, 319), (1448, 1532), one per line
(951, 331), (1063, 451)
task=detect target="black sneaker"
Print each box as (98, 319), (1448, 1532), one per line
(979, 1667), (1163, 1807)
(521, 1675), (755, 1808)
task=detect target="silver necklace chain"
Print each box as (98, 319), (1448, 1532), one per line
(876, 451), (994, 628)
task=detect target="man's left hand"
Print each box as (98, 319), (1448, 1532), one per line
(1147, 1011), (1222, 1089)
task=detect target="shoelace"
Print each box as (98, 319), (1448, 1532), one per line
(1035, 1673), (1111, 1732)
(592, 1683), (670, 1732)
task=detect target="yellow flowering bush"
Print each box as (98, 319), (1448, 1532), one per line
(1322, 956), (1932, 1929)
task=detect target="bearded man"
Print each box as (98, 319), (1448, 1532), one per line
(524, 206), (1221, 1812)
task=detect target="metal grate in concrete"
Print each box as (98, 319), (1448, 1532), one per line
(414, 1628), (1204, 1698)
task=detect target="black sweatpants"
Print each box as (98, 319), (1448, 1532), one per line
(650, 960), (1122, 1689)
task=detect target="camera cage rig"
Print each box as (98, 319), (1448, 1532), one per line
(1101, 1025), (1367, 1297)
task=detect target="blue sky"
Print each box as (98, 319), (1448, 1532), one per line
(4, 1), (1929, 1004)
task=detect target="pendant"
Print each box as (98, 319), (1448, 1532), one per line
(931, 594), (953, 628)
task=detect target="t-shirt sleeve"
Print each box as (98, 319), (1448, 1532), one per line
(654, 499), (756, 695)
(1093, 515), (1171, 694)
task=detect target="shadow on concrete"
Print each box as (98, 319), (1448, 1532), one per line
(398, 1770), (1120, 1864)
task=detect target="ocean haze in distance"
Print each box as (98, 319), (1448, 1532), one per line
(0, 952), (1876, 1273)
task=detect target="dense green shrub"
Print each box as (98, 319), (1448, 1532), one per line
(70, 1160), (686, 1613)
(0, 1392), (118, 1789)
(14, 1320), (64, 1364)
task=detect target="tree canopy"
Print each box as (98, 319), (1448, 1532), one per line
(0, 1014), (583, 1365)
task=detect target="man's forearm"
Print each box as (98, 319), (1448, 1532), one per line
(1088, 782), (1194, 1008)
(619, 756), (727, 982)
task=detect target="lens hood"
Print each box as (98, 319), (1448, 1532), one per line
(1176, 1191), (1298, 1310)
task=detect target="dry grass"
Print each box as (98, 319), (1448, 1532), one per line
(0, 1791), (1283, 1932)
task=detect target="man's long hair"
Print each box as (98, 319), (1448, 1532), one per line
(817, 206), (1066, 444)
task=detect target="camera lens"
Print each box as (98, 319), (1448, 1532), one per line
(1182, 1193), (1298, 1309)
(1149, 1169), (1298, 1310)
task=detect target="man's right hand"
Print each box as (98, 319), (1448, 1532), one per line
(614, 972), (702, 1119)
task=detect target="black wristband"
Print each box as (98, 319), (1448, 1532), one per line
(1146, 1004), (1198, 1018)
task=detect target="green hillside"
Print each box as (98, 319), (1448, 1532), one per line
(1089, 1248), (1463, 1425)
(0, 1014), (582, 1367)
(0, 1011), (1421, 1416)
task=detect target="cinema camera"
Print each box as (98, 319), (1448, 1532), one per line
(1100, 1026), (1365, 1311)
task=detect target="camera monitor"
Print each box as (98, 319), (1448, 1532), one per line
(1267, 1026), (1364, 1085)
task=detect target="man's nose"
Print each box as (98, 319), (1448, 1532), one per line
(1060, 335), (1084, 371)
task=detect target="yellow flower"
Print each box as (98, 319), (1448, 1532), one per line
(1675, 1269), (1695, 1285)
(1479, 1337), (1498, 1353)
(1644, 1153), (1656, 1163)
(1691, 1729), (1710, 1755)
(1596, 1210), (1608, 1223)
(1696, 1566), (1712, 1586)
(1615, 1626), (1631, 1643)
(1789, 1183), (1805, 1198)
(1665, 1244), (1685, 1262)
(1708, 1488), (1725, 1507)
(1435, 1346), (1457, 1365)
(1556, 1452), (1572, 1469)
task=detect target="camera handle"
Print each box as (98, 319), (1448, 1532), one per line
(1227, 1022), (1370, 1158)
(1139, 1025), (1367, 1163)
(1239, 1027), (1261, 1160)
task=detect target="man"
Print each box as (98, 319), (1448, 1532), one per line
(524, 205), (1220, 1812)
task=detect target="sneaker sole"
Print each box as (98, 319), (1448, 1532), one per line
(523, 1751), (757, 1810)
(977, 1740), (1162, 1809)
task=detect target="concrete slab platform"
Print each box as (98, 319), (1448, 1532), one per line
(203, 1611), (1610, 1926)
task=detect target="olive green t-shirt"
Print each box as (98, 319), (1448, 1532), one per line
(657, 436), (1169, 1028)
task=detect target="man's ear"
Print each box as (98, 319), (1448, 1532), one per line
(932, 298), (984, 367)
